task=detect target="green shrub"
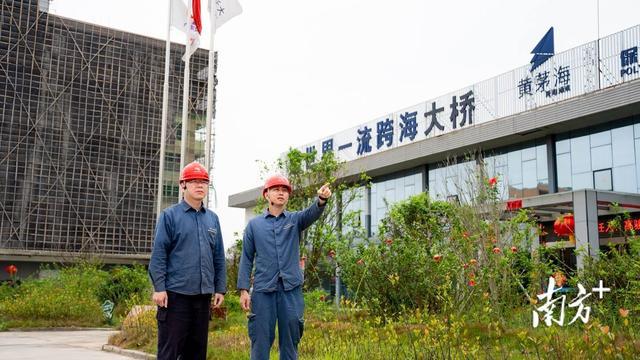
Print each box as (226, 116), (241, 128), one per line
(97, 264), (152, 316)
(0, 263), (155, 328)
(0, 276), (104, 327)
(337, 181), (541, 321)
(574, 237), (640, 328)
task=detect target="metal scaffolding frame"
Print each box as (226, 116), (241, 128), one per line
(0, 0), (215, 261)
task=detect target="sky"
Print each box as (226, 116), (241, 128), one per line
(48, 0), (640, 249)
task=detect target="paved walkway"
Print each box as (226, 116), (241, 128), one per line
(0, 329), (130, 359)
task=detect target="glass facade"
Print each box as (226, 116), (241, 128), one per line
(428, 141), (548, 201)
(428, 158), (477, 202)
(338, 118), (640, 239)
(370, 170), (423, 236)
(0, 0), (212, 256)
(556, 121), (640, 193)
(340, 186), (366, 238)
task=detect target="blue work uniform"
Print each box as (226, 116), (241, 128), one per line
(149, 200), (226, 360)
(237, 199), (325, 360)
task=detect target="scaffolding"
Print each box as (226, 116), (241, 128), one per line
(0, 0), (215, 261)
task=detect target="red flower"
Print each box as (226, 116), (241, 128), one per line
(492, 247), (501, 254)
(433, 254), (442, 263)
(510, 246), (518, 253)
(619, 308), (629, 318)
(553, 272), (567, 287)
(462, 263), (469, 269)
(319, 295), (326, 302)
(356, 259), (364, 266)
(488, 177), (497, 188)
(384, 238), (393, 245)
(4, 265), (17, 276)
(469, 259), (477, 265)
(468, 279), (476, 287)
(462, 232), (470, 239)
(328, 250), (336, 258)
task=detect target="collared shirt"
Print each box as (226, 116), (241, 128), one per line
(237, 199), (325, 292)
(149, 200), (226, 295)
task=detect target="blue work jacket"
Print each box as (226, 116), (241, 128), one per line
(149, 200), (226, 295)
(237, 199), (325, 292)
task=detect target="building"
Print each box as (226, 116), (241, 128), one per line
(0, 0), (215, 278)
(229, 24), (640, 270)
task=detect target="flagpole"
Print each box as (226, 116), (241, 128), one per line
(205, 2), (216, 208)
(179, 38), (191, 199)
(596, 0), (601, 90)
(157, 0), (172, 216)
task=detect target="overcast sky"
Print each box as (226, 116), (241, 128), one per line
(48, 0), (640, 249)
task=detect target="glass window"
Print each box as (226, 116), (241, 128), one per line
(591, 145), (612, 171)
(446, 177), (457, 197)
(522, 160), (538, 197)
(494, 153), (508, 167)
(557, 122), (640, 195)
(496, 165), (508, 200)
(342, 187), (366, 237)
(522, 146), (536, 161)
(590, 130), (611, 147)
(509, 182), (523, 199)
(433, 168), (446, 199)
(507, 150), (522, 185)
(371, 171), (424, 236)
(636, 138), (640, 192)
(571, 136), (591, 173)
(612, 126), (635, 167)
(613, 165), (637, 193)
(593, 169), (612, 191)
(572, 172), (593, 190)
(484, 156), (496, 177)
(536, 144), (548, 181)
(522, 160), (537, 189)
(556, 139), (570, 154)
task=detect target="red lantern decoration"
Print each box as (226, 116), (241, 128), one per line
(553, 214), (575, 237)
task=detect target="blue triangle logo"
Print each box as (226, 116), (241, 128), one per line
(530, 27), (554, 72)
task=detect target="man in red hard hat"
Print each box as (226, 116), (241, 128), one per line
(149, 161), (227, 360)
(237, 174), (331, 360)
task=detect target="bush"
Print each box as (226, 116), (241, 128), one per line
(110, 307), (158, 354)
(97, 264), (152, 317)
(337, 181), (541, 320)
(0, 263), (155, 328)
(0, 264), (107, 327)
(574, 237), (640, 328)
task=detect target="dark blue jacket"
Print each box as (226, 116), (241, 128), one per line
(149, 200), (226, 295)
(237, 199), (325, 292)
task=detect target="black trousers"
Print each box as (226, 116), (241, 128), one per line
(157, 291), (212, 360)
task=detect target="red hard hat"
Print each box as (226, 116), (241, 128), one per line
(263, 175), (292, 195)
(180, 161), (209, 182)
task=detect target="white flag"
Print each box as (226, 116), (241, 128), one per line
(209, 0), (242, 31)
(170, 0), (189, 32)
(170, 0), (202, 61)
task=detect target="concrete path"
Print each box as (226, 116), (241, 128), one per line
(0, 329), (130, 359)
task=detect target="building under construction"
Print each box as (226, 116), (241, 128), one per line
(0, 0), (215, 277)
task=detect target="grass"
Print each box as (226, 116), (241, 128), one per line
(110, 294), (640, 360)
(0, 263), (150, 330)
